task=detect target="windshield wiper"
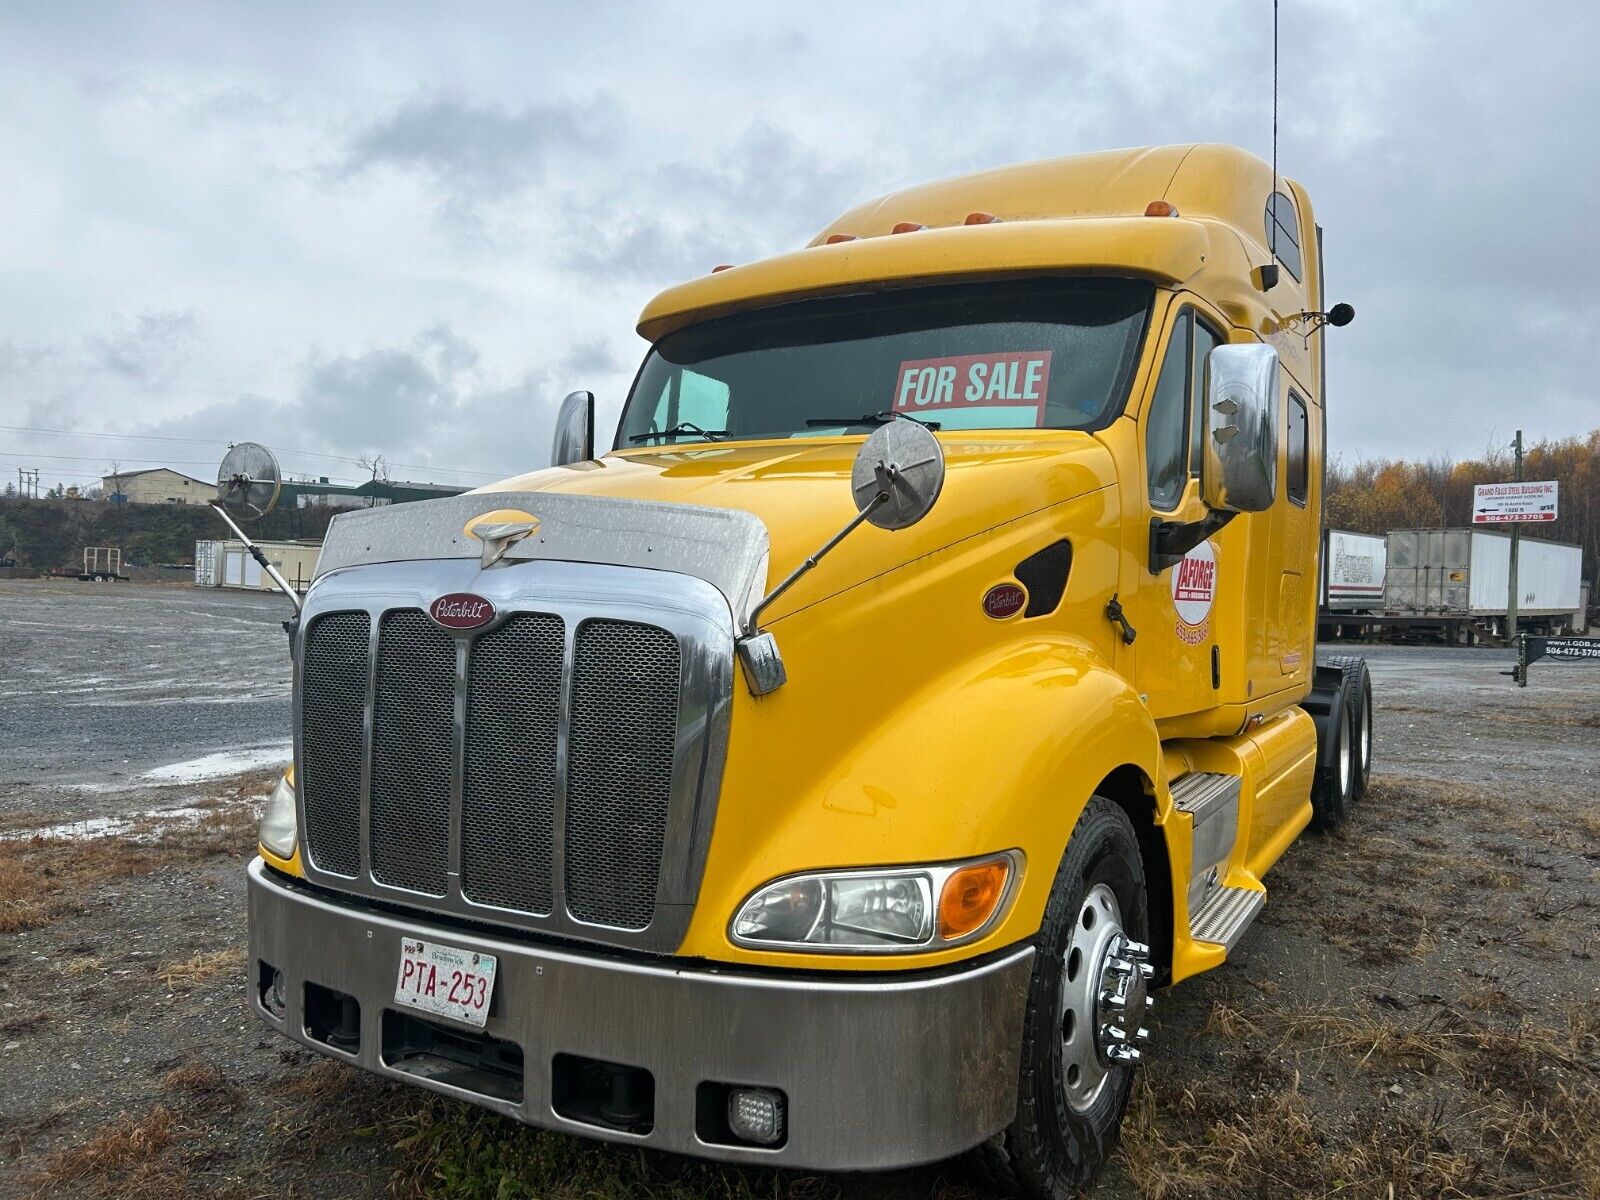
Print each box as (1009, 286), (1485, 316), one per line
(804, 410), (941, 431)
(628, 422), (728, 443)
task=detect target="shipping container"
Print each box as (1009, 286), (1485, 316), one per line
(194, 539), (223, 587)
(205, 538), (320, 593)
(1321, 529), (1386, 611)
(1385, 528), (1583, 626)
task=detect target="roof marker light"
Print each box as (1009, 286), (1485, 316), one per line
(1144, 200), (1179, 218)
(711, 264), (734, 273)
(965, 212), (1002, 225)
(891, 221), (926, 234)
(825, 233), (857, 244)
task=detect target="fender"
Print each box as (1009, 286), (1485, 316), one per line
(678, 635), (1167, 970)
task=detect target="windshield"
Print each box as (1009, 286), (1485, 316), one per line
(616, 278), (1153, 446)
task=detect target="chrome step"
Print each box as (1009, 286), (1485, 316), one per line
(1170, 772), (1242, 915)
(1189, 884), (1265, 952)
(1170, 771), (1240, 820)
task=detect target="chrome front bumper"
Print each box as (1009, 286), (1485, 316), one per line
(247, 858), (1033, 1170)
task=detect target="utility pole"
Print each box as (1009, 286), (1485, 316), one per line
(1506, 429), (1523, 647)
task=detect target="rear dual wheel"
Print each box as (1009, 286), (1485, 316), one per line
(987, 797), (1152, 1198)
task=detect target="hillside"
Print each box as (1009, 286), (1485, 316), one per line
(0, 497), (340, 571)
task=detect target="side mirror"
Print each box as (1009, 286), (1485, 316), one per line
(550, 390), (595, 466)
(1203, 344), (1278, 514)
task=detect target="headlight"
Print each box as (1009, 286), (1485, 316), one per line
(259, 770), (298, 859)
(730, 852), (1020, 953)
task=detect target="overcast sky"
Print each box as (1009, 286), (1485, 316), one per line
(2, 1), (1597, 492)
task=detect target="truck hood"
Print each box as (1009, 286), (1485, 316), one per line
(486, 433), (1115, 623)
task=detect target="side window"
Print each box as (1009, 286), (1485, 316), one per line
(1189, 319), (1222, 476)
(1286, 393), (1308, 506)
(1265, 192), (1303, 281)
(1145, 310), (1192, 511)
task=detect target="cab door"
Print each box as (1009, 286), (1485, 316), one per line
(1123, 298), (1226, 721)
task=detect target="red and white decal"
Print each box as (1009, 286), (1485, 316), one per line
(429, 592), (496, 630)
(893, 351), (1053, 425)
(1171, 542), (1217, 645)
(983, 582), (1027, 620)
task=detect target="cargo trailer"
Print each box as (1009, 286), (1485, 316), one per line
(1321, 529), (1386, 611)
(1385, 528), (1584, 635)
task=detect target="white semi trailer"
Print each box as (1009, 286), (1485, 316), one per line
(1321, 529), (1386, 612)
(1384, 528), (1586, 636)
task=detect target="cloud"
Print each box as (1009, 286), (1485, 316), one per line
(329, 92), (622, 226)
(84, 310), (202, 388)
(558, 122), (869, 286)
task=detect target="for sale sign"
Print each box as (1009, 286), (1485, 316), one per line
(893, 351), (1053, 427)
(1472, 480), (1558, 524)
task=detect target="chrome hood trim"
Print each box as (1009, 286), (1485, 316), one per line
(315, 491), (770, 623)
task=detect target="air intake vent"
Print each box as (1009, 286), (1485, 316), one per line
(1015, 540), (1073, 617)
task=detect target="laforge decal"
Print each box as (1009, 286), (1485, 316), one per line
(1172, 541), (1217, 645)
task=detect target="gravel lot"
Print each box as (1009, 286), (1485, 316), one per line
(1, 580), (1595, 1199)
(0, 579), (294, 822)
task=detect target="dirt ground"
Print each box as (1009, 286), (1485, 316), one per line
(1, 582), (1596, 1199)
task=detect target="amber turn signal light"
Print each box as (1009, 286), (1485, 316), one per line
(1144, 200), (1179, 217)
(938, 858), (1011, 940)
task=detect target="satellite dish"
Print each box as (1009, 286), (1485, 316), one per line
(850, 418), (945, 531)
(216, 442), (282, 518)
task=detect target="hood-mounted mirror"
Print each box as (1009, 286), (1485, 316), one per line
(217, 441), (283, 518)
(850, 418), (945, 530)
(738, 417), (946, 695)
(208, 441), (302, 612)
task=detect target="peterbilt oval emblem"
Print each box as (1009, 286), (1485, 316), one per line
(983, 583), (1027, 620)
(429, 592), (496, 629)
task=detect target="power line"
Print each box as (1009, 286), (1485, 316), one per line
(0, 423), (504, 480)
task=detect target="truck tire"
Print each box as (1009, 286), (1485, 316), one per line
(1306, 680), (1355, 831)
(987, 796), (1150, 1199)
(1324, 655), (1372, 801)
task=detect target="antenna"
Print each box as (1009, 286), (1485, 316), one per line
(1270, 0), (1279, 262)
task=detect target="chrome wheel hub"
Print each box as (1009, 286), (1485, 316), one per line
(1059, 884), (1154, 1113)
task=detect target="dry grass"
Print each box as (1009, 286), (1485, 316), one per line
(0, 1007), (53, 1036)
(157, 947), (246, 992)
(159, 1057), (246, 1111)
(0, 791), (257, 934)
(1120, 991), (1600, 1200)
(22, 1106), (184, 1199)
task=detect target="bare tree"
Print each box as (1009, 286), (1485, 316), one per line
(357, 454), (389, 507)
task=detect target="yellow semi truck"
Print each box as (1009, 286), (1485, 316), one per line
(240, 143), (1367, 1195)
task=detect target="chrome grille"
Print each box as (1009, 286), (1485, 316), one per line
(565, 620), (682, 929)
(369, 610), (455, 895)
(291, 559), (728, 956)
(461, 614), (563, 915)
(299, 612), (369, 877)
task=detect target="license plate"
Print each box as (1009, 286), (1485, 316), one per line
(394, 938), (497, 1028)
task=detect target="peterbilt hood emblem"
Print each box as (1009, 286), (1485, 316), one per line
(429, 593), (496, 629)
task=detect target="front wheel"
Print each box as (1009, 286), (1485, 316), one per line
(990, 796), (1152, 1199)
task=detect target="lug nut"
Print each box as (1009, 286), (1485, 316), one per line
(1135, 1027), (1150, 1041)
(1139, 962), (1156, 980)
(1125, 940), (1151, 957)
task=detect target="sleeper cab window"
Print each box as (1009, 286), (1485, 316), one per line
(1287, 392), (1308, 506)
(1265, 192), (1303, 281)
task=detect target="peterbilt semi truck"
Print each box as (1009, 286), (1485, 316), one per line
(242, 144), (1369, 1196)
